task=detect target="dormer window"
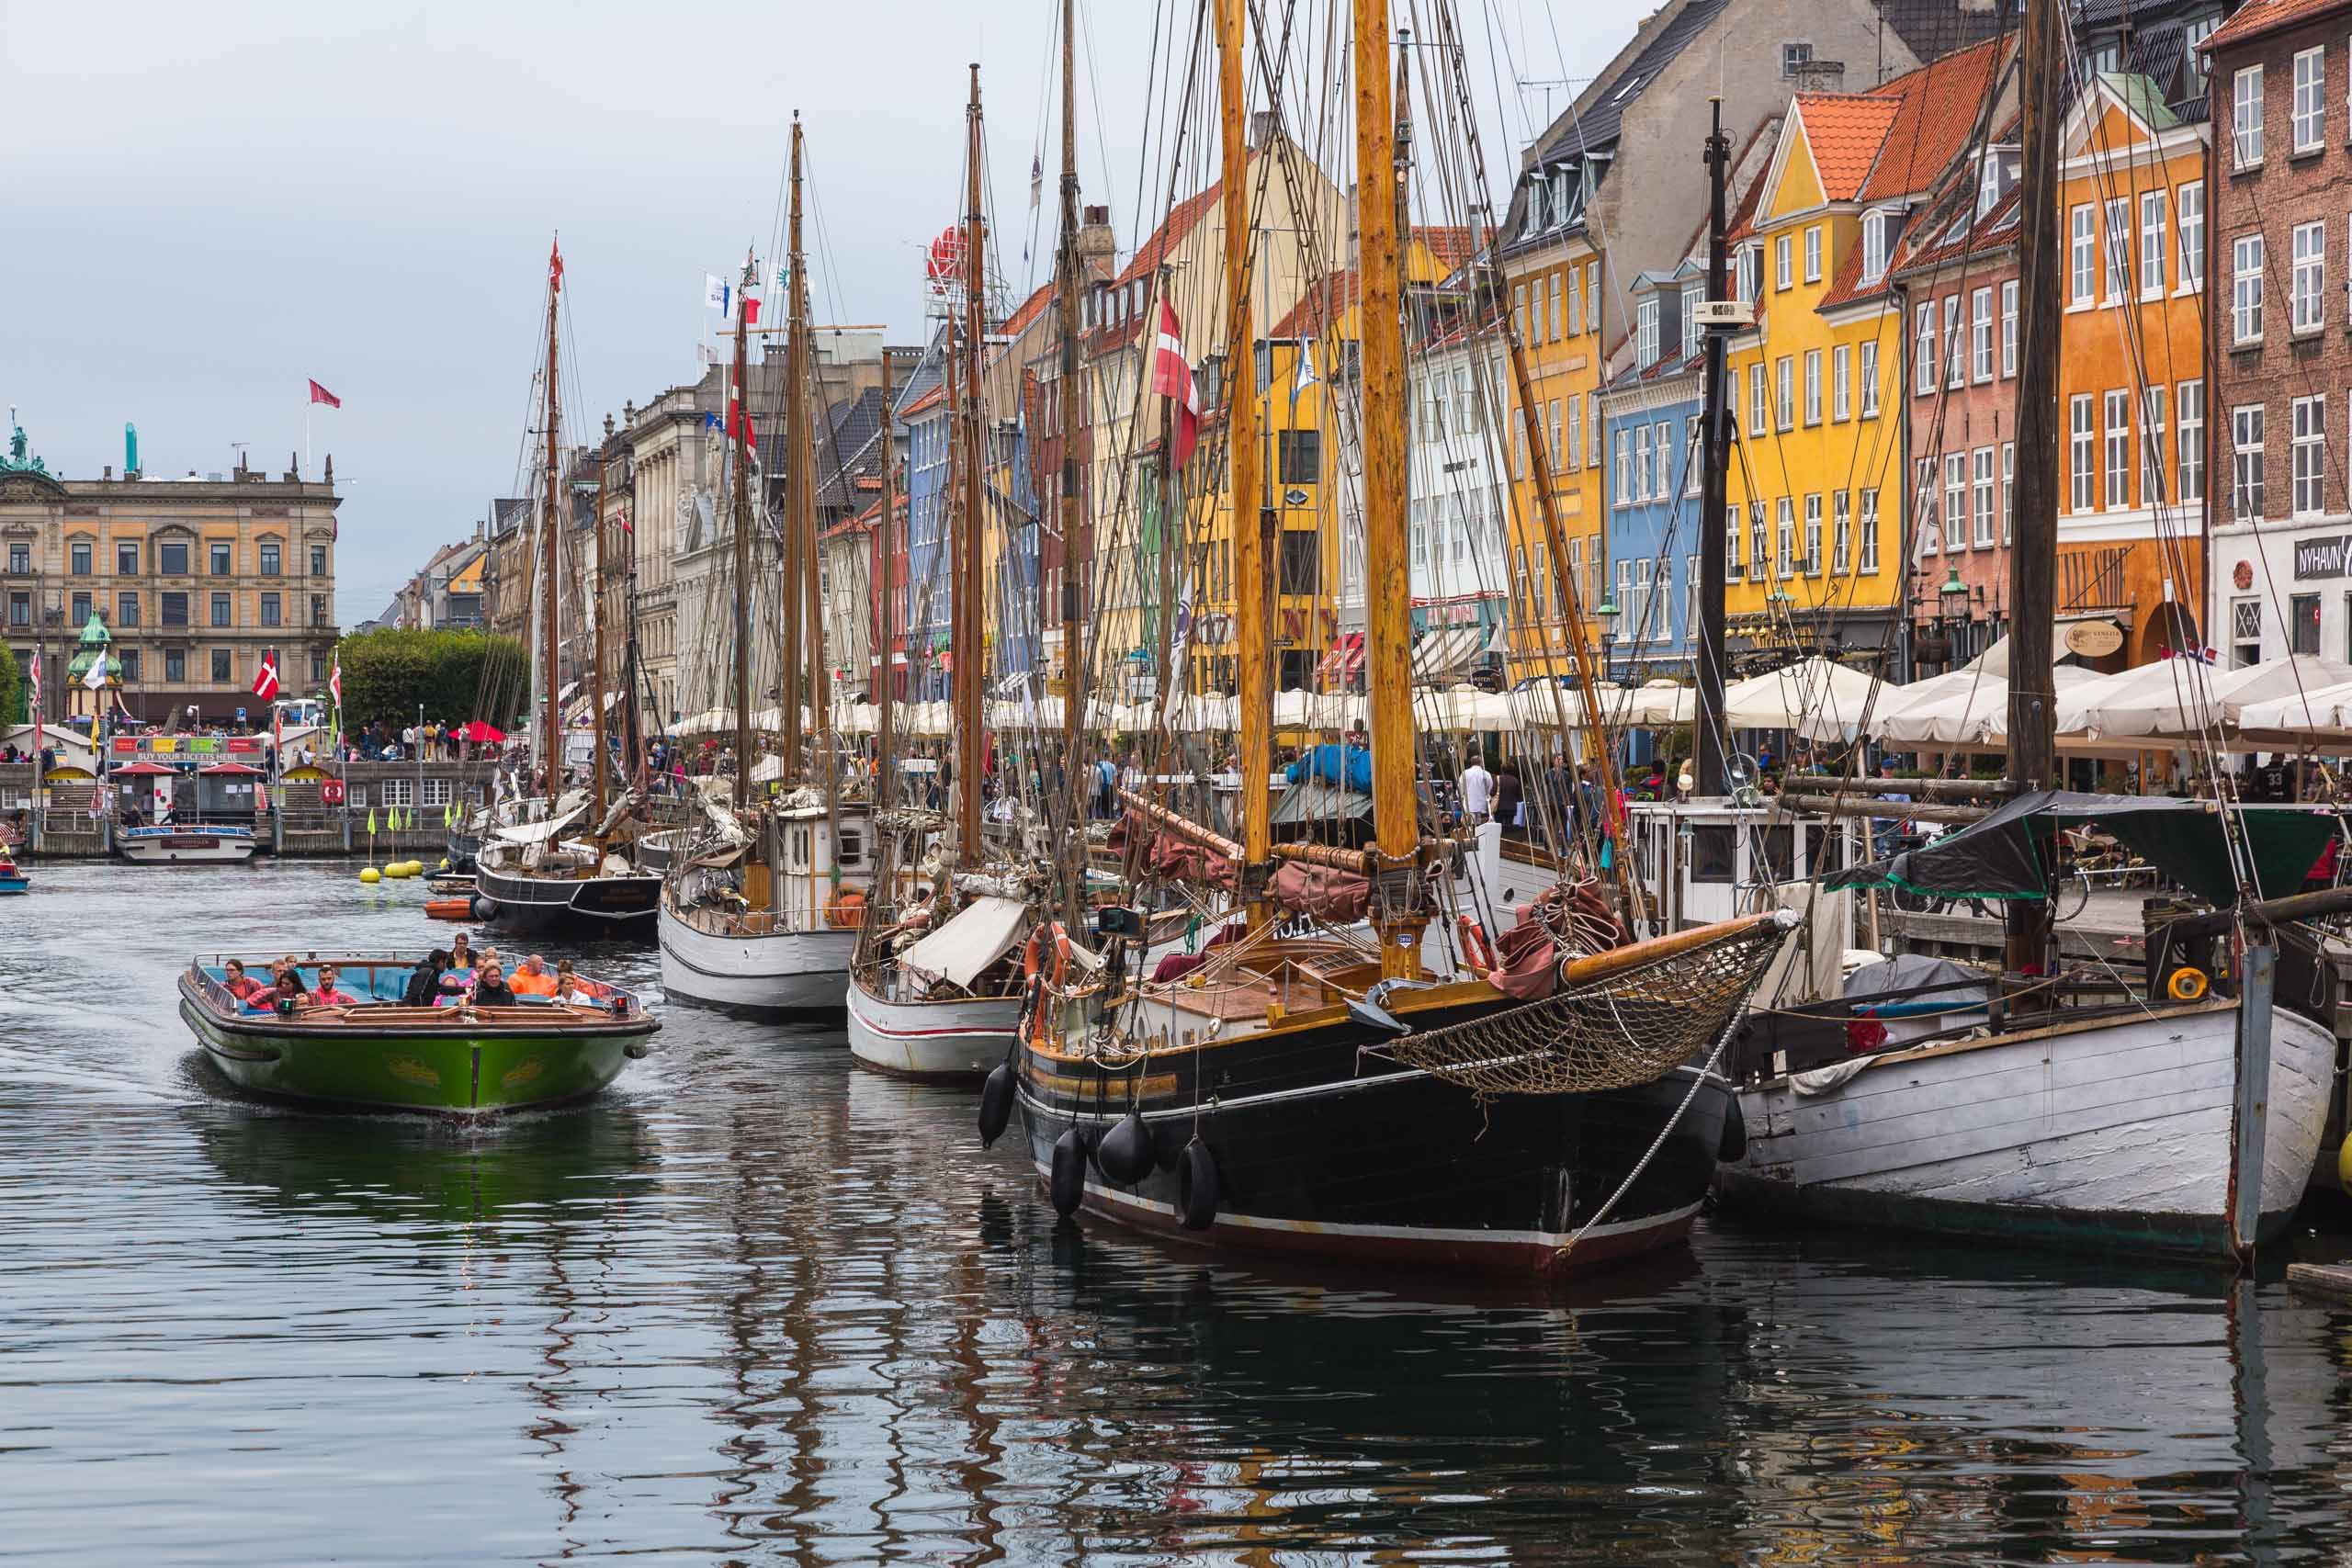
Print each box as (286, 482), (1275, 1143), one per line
(1861, 211), (1889, 285)
(1680, 287), (1699, 354)
(1636, 297), (1659, 369)
(1612, 73), (1644, 105)
(1527, 176), (1550, 234)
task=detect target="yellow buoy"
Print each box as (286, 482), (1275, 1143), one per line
(359, 867), (381, 885)
(2166, 967), (2209, 1001)
(2338, 1131), (2352, 1193)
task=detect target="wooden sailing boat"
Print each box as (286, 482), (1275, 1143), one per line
(846, 62), (1046, 1080)
(658, 127), (880, 1017)
(475, 237), (663, 940)
(1716, 0), (2339, 1261)
(998, 0), (1791, 1275)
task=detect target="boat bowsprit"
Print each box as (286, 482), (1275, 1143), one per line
(178, 954), (657, 1113)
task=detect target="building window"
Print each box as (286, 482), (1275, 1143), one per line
(2233, 403), (2267, 522)
(1726, 505), (1743, 580)
(2178, 378), (2204, 503)
(1679, 286), (1697, 354)
(164, 648), (185, 682)
(6, 544), (24, 574)
(118, 649), (138, 683)
(260, 592), (281, 627)
(1587, 392), (1600, 466)
(380, 778), (415, 807)
(1548, 400), (1563, 473)
(1776, 498), (1795, 577)
(1548, 274), (1564, 341)
(2000, 279), (2018, 375)
(2292, 220), (2326, 333)
(2294, 394), (2326, 517)
(117, 542), (138, 576)
(1860, 489), (1880, 573)
(1918, 459), (1939, 554)
(117, 592), (140, 627)
(1862, 211), (1887, 284)
(210, 592), (232, 627)
(2178, 181), (2203, 288)
(1277, 429), (1319, 483)
(1944, 453), (1967, 552)
(1686, 415), (1704, 497)
(1804, 349), (1822, 424)
(260, 543), (280, 576)
(1631, 424), (1649, 502)
(2142, 385), (2169, 502)
(70, 592), (90, 625)
(2070, 393), (2096, 513)
(2235, 65), (2265, 169)
(1775, 233), (1792, 290)
(1831, 491), (1852, 573)
(2002, 442), (2016, 544)
(2294, 47), (2324, 153)
(1636, 296), (1658, 367)
(1616, 429), (1634, 505)
(6, 592), (26, 628)
(2070, 204), (2096, 304)
(1751, 504), (1768, 580)
(2140, 190), (2167, 296)
(158, 542), (188, 575)
(2104, 389), (2131, 508)
(1782, 39), (1812, 75)
(1804, 224), (1822, 283)
(1973, 446), (1996, 547)
(2103, 197), (2130, 300)
(1971, 287), (1993, 381)
(1915, 302), (1937, 394)
(1832, 343), (1851, 421)
(2233, 597), (2264, 667)
(311, 546), (327, 577)
(211, 649), (232, 682)
(1749, 363), (1768, 437)
(311, 594), (328, 627)
(1567, 397), (1582, 471)
(160, 592), (187, 626)
(2293, 592), (2324, 656)
(2233, 233), (2264, 343)
(1860, 341), (1880, 416)
(311, 649), (330, 684)
(211, 543), (232, 575)
(1652, 419), (1670, 498)
(70, 541), (90, 576)
(1943, 294), (1963, 389)
(1775, 355), (1793, 430)
(1804, 493), (1823, 574)
(1511, 284), (1526, 343)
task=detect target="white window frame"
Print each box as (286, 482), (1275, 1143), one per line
(1833, 490), (1852, 573)
(1804, 224), (1823, 283)
(2294, 46), (2324, 153)
(1862, 211), (1887, 284)
(2103, 196), (2131, 302)
(2000, 279), (2019, 375)
(2178, 378), (2205, 504)
(1615, 428), (1633, 506)
(2070, 393), (2096, 513)
(2104, 388), (2131, 510)
(1860, 488), (1880, 573)
(1971, 287), (1993, 382)
(2234, 233), (2265, 344)
(2142, 385), (2169, 504)
(1775, 233), (1792, 290)
(1804, 493), (1823, 575)
(1832, 343), (1852, 422)
(1804, 348), (1823, 424)
(2070, 203), (2097, 305)
(2294, 393), (2326, 518)
(1973, 446), (1996, 547)
(1776, 497), (1795, 577)
(1860, 341), (1880, 416)
(1652, 419), (1671, 498)
(1686, 415), (1704, 498)
(1748, 362), (1768, 437)
(2178, 181), (2205, 291)
(2293, 220), (2325, 333)
(1915, 302), (1937, 394)
(1943, 452), (1967, 552)
(1636, 295), (1659, 366)
(1943, 294), (1963, 389)
(2235, 64), (2266, 170)
(2140, 189), (2167, 298)
(1567, 396), (1583, 473)
(2001, 442), (2015, 544)
(1775, 355), (1794, 431)
(2233, 402), (2267, 523)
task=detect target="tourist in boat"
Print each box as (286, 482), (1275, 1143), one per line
(310, 965), (358, 1008)
(221, 959), (267, 1005)
(447, 934), (473, 973)
(509, 954), (558, 998)
(469, 964), (517, 1008)
(552, 960), (590, 1004)
(402, 950), (449, 1007)
(266, 970), (308, 1014)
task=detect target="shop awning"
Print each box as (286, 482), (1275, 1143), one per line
(1411, 626), (1486, 684)
(1312, 633), (1363, 683)
(110, 761), (177, 777)
(900, 896), (1032, 990)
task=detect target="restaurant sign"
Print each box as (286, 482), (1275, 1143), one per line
(2294, 535), (2352, 580)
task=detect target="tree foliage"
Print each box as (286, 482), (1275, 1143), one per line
(334, 628), (529, 728)
(0, 642), (20, 726)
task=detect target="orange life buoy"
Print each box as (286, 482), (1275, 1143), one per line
(1456, 914), (1497, 975)
(1023, 920), (1073, 991)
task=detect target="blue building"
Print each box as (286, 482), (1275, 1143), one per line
(896, 329), (952, 701)
(1597, 259), (1707, 682)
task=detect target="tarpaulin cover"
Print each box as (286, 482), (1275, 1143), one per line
(899, 896), (1032, 991)
(1821, 790), (2337, 906)
(1287, 742), (1373, 795)
(1269, 861), (1370, 922)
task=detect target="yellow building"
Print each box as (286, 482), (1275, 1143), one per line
(1722, 37), (2012, 666)
(1498, 226), (1604, 679)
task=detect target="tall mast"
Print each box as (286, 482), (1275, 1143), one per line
(1694, 99), (1732, 798)
(541, 235), (564, 800)
(795, 122), (826, 794)
(954, 63), (987, 861)
(1355, 9), (1416, 977)
(1217, 0), (1270, 924)
(1057, 0), (1087, 930)
(876, 346), (898, 808)
(730, 250), (756, 815)
(782, 125), (808, 785)
(2007, 0), (2060, 974)
(589, 437), (611, 829)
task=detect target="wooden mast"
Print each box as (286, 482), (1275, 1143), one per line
(781, 124), (808, 788)
(589, 437), (610, 829)
(541, 234), (564, 803)
(1354, 6), (1417, 977)
(876, 346), (897, 812)
(2007, 0), (2060, 974)
(1056, 0), (1087, 931)
(954, 63), (987, 861)
(1216, 0), (1270, 924)
(796, 127), (827, 795)
(729, 250), (756, 816)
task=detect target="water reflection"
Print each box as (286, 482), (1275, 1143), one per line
(3, 863), (2351, 1562)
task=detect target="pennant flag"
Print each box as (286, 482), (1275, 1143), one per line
(616, 506), (633, 536)
(328, 653), (342, 711)
(729, 369), (759, 452)
(1150, 299), (1201, 467)
(548, 237), (564, 292)
(1295, 344), (1318, 394)
(367, 807), (378, 836)
(251, 650), (280, 701)
(307, 379), (342, 409)
(705, 273), (729, 312)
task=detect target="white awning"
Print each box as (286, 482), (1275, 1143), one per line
(899, 895), (1032, 991)
(492, 804), (586, 845)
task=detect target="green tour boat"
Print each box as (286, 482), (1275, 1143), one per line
(179, 954), (658, 1114)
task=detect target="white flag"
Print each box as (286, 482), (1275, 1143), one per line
(704, 273), (729, 312)
(1295, 344), (1319, 393)
(82, 651), (107, 691)
(696, 343), (718, 368)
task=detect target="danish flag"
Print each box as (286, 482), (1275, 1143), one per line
(1150, 299), (1199, 467)
(252, 649), (280, 702)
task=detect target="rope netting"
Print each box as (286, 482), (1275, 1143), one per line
(1373, 923), (1788, 1097)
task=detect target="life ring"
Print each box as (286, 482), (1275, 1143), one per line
(825, 888), (866, 929)
(2166, 966), (2209, 1001)
(1456, 914), (1497, 975)
(319, 778), (346, 806)
(1023, 920), (1073, 990)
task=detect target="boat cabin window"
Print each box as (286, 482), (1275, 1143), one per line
(1759, 825), (1795, 885)
(790, 826), (812, 874)
(1690, 825), (1736, 884)
(838, 829), (865, 869)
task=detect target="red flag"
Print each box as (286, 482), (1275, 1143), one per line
(252, 650), (280, 702)
(549, 238), (564, 292)
(1150, 299), (1199, 467)
(328, 654), (342, 710)
(729, 370), (758, 452)
(307, 379), (341, 409)
(744, 297), (762, 326)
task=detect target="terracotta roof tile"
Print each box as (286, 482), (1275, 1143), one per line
(1001, 280), (1056, 337)
(1796, 95), (1905, 201)
(2201, 0), (2352, 54)
(1856, 35), (2013, 204)
(1271, 268), (1359, 338)
(899, 383), (946, 419)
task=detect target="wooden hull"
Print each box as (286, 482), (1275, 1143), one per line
(475, 863), (660, 942)
(1723, 1000), (2335, 1258)
(845, 975), (1018, 1083)
(1014, 993), (1730, 1277)
(657, 901), (855, 1017)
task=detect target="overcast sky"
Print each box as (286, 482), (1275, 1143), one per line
(2, 1), (1643, 624)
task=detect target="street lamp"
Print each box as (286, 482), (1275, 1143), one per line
(1939, 566), (1970, 659)
(1595, 597), (1619, 683)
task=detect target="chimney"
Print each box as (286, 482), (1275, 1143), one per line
(1079, 205), (1116, 280)
(1249, 109), (1279, 149)
(1791, 59), (1848, 93)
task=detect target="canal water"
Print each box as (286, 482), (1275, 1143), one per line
(5, 860), (2351, 1564)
